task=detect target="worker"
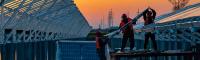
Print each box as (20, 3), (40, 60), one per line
(142, 7), (158, 52)
(96, 29), (106, 60)
(119, 14), (135, 52)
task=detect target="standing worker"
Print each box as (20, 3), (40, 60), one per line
(119, 14), (135, 52)
(142, 7), (158, 52)
(96, 29), (106, 60)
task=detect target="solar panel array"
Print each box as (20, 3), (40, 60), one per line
(0, 0), (92, 44)
(57, 41), (99, 60)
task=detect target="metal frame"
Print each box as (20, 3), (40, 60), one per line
(0, 0), (92, 44)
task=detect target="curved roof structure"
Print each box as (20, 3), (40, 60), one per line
(0, 0), (92, 43)
(155, 2), (200, 23)
(134, 3), (200, 30)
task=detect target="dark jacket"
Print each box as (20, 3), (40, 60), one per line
(119, 18), (133, 34)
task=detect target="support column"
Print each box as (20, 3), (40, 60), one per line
(33, 42), (37, 60)
(1, 44), (15, 60)
(1, 45), (6, 60)
(48, 41), (56, 60)
(17, 43), (26, 60)
(29, 43), (34, 60)
(44, 42), (48, 60)
(40, 42), (46, 60)
(36, 42), (41, 60)
(9, 44), (15, 60)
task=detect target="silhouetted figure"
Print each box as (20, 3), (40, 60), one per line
(119, 14), (135, 52)
(96, 29), (106, 60)
(143, 8), (158, 51)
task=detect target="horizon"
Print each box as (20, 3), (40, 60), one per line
(74, 0), (200, 28)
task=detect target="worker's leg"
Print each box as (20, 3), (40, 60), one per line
(121, 35), (128, 52)
(96, 48), (103, 60)
(129, 33), (135, 50)
(144, 33), (150, 50)
(150, 33), (157, 50)
(101, 48), (107, 60)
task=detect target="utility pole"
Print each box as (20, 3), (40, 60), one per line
(137, 9), (140, 15)
(108, 9), (113, 29)
(136, 9), (140, 23)
(101, 17), (104, 29)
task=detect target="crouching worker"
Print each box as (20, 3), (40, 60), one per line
(96, 29), (107, 60)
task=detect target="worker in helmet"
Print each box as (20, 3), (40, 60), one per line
(119, 14), (135, 52)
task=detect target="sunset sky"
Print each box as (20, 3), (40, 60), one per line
(74, 0), (200, 28)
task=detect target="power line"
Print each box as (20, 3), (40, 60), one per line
(108, 9), (113, 28)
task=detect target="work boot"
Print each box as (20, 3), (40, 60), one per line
(143, 49), (149, 53)
(129, 47), (137, 52)
(117, 50), (125, 53)
(152, 49), (160, 53)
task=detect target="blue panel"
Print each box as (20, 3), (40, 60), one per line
(57, 41), (99, 60)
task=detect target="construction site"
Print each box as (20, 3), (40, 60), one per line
(0, 0), (200, 60)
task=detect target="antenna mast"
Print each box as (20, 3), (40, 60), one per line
(108, 9), (113, 28)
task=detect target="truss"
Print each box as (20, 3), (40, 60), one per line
(0, 0), (92, 44)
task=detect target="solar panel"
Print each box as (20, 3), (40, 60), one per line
(156, 2), (200, 23)
(0, 0), (91, 40)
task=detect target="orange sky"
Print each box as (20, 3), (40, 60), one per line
(74, 0), (200, 28)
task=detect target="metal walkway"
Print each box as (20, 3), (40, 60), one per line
(111, 51), (199, 60)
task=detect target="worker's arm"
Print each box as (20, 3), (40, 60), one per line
(129, 18), (136, 25)
(119, 22), (122, 28)
(116, 22), (123, 34)
(119, 22), (122, 31)
(151, 8), (157, 20)
(143, 10), (148, 21)
(103, 37), (110, 45)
